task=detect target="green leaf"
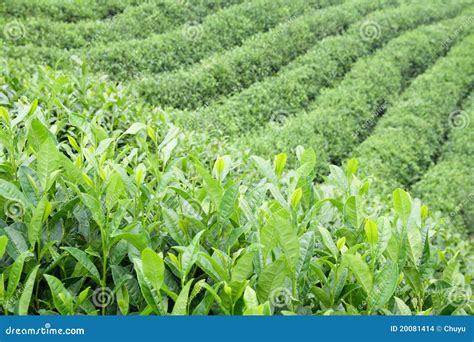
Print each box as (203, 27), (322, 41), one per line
(132, 258), (161, 314)
(106, 172), (125, 211)
(394, 297), (412, 315)
(62, 247), (101, 284)
(344, 196), (360, 228)
(193, 159), (222, 207)
(6, 251), (32, 299)
(0, 235), (8, 258)
(376, 217), (391, 257)
(296, 148), (316, 178)
(364, 219), (378, 245)
(392, 189), (412, 224)
(198, 252), (229, 282)
(171, 279), (193, 315)
(162, 207), (187, 245)
(43, 274), (74, 315)
(275, 216), (300, 269)
(142, 248), (165, 292)
(181, 231), (205, 281)
(123, 122), (147, 135)
(79, 193), (104, 228)
(36, 139), (60, 191)
(27, 196), (49, 249)
(0, 179), (29, 207)
(256, 257), (288, 302)
(344, 254), (373, 295)
(274, 153), (287, 178)
(18, 265), (40, 315)
(232, 249), (257, 282)
(243, 286), (259, 309)
(311, 286), (332, 308)
(251, 156), (277, 183)
(369, 261), (398, 312)
(112, 233), (148, 252)
(27, 118), (51, 151)
(219, 183), (239, 224)
(318, 227), (338, 259)
(295, 232), (315, 280)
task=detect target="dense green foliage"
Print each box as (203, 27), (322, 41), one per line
(136, 0), (391, 109)
(0, 0), (472, 316)
(1, 0), (245, 49)
(413, 94), (474, 230)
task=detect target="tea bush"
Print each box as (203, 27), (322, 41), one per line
(413, 94), (474, 230)
(136, 0), (390, 109)
(182, 1), (470, 133)
(0, 0), (472, 317)
(243, 12), (474, 169)
(1, 0), (245, 49)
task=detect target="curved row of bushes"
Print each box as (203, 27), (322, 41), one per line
(412, 95), (474, 230)
(240, 12), (474, 173)
(354, 34), (474, 195)
(85, 0), (343, 79)
(184, 0), (470, 135)
(0, 0), (137, 22)
(1, 0), (245, 49)
(136, 0), (391, 110)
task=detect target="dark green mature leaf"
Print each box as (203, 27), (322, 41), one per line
(18, 265), (40, 315)
(256, 257), (288, 302)
(181, 231), (205, 281)
(6, 251), (32, 299)
(62, 247), (101, 284)
(43, 274), (74, 315)
(219, 183), (239, 224)
(369, 261), (398, 312)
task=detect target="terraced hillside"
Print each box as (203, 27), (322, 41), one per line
(0, 0), (472, 316)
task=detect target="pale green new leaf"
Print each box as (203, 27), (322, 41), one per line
(369, 261), (398, 312)
(392, 189), (412, 224)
